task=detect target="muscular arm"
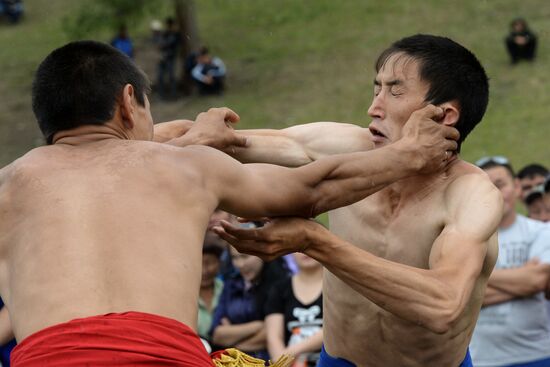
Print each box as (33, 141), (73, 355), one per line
(216, 174), (502, 334)
(305, 176), (501, 333)
(233, 122), (374, 167)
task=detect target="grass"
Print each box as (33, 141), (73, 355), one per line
(1, 0), (549, 170)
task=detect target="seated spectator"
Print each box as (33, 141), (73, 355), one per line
(156, 17), (180, 100)
(0, 0), (23, 24)
(517, 163), (548, 200)
(265, 253), (323, 366)
(210, 246), (290, 360)
(191, 47), (226, 95)
(505, 18), (537, 64)
(110, 24), (134, 58)
(198, 242), (225, 344)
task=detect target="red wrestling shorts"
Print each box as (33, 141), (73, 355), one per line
(11, 311), (214, 366)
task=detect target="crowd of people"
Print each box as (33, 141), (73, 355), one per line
(0, 9), (548, 367)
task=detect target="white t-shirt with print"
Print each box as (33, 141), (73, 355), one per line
(470, 215), (550, 367)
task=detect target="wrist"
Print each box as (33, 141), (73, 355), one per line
(390, 139), (422, 176)
(303, 221), (329, 255)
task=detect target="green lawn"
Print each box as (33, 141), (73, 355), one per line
(1, 0), (549, 169)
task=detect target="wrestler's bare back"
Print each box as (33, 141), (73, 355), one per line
(0, 140), (218, 342)
(323, 161), (498, 367)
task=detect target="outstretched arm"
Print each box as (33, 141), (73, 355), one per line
(188, 107), (459, 219)
(152, 108), (248, 153)
(233, 122), (374, 167)
(214, 174), (502, 334)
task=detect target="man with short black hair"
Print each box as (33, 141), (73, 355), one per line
(517, 163), (548, 200)
(0, 40), (457, 365)
(215, 34), (501, 366)
(471, 157), (550, 367)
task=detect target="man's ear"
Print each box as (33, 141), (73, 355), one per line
(119, 84), (136, 129)
(437, 101), (460, 127)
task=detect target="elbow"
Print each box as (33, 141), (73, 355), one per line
(424, 300), (463, 335)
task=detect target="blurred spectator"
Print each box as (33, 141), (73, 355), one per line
(517, 163), (548, 200)
(156, 17), (180, 100)
(525, 185), (550, 222)
(191, 47), (226, 95)
(470, 157), (550, 367)
(210, 246), (290, 360)
(505, 18), (537, 64)
(198, 242), (224, 344)
(0, 0), (23, 24)
(0, 298), (15, 367)
(110, 24), (134, 58)
(265, 253), (323, 366)
(150, 19), (163, 44)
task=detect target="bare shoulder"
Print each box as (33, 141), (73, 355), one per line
(148, 142), (237, 182)
(444, 160), (497, 198)
(443, 160), (503, 233)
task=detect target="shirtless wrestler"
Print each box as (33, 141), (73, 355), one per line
(0, 41), (458, 366)
(213, 35), (503, 367)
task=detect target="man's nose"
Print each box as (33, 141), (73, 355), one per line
(367, 94), (384, 119)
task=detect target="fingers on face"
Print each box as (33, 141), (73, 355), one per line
(417, 104), (444, 120)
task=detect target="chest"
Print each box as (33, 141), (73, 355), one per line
(328, 194), (445, 268)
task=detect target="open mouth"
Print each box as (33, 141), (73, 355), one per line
(369, 125), (387, 139)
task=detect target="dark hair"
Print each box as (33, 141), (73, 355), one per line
(32, 40), (150, 144)
(199, 46), (210, 56)
(202, 243), (224, 258)
(375, 34), (489, 152)
(479, 161), (515, 178)
(517, 163), (548, 179)
(510, 18), (528, 31)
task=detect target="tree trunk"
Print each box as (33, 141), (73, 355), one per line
(174, 0), (199, 95)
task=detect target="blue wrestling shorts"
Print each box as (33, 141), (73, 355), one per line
(317, 346), (473, 367)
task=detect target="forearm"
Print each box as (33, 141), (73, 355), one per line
(234, 328), (267, 352)
(302, 143), (417, 216)
(212, 321), (263, 347)
(233, 122), (372, 167)
(489, 266), (550, 296)
(234, 131), (314, 167)
(285, 329), (323, 356)
(483, 285), (517, 306)
(152, 120), (193, 143)
(267, 338), (286, 361)
(304, 229), (462, 333)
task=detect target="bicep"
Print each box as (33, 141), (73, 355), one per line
(429, 176), (502, 296)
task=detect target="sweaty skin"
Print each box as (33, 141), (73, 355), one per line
(215, 56), (502, 367)
(0, 78), (456, 348)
